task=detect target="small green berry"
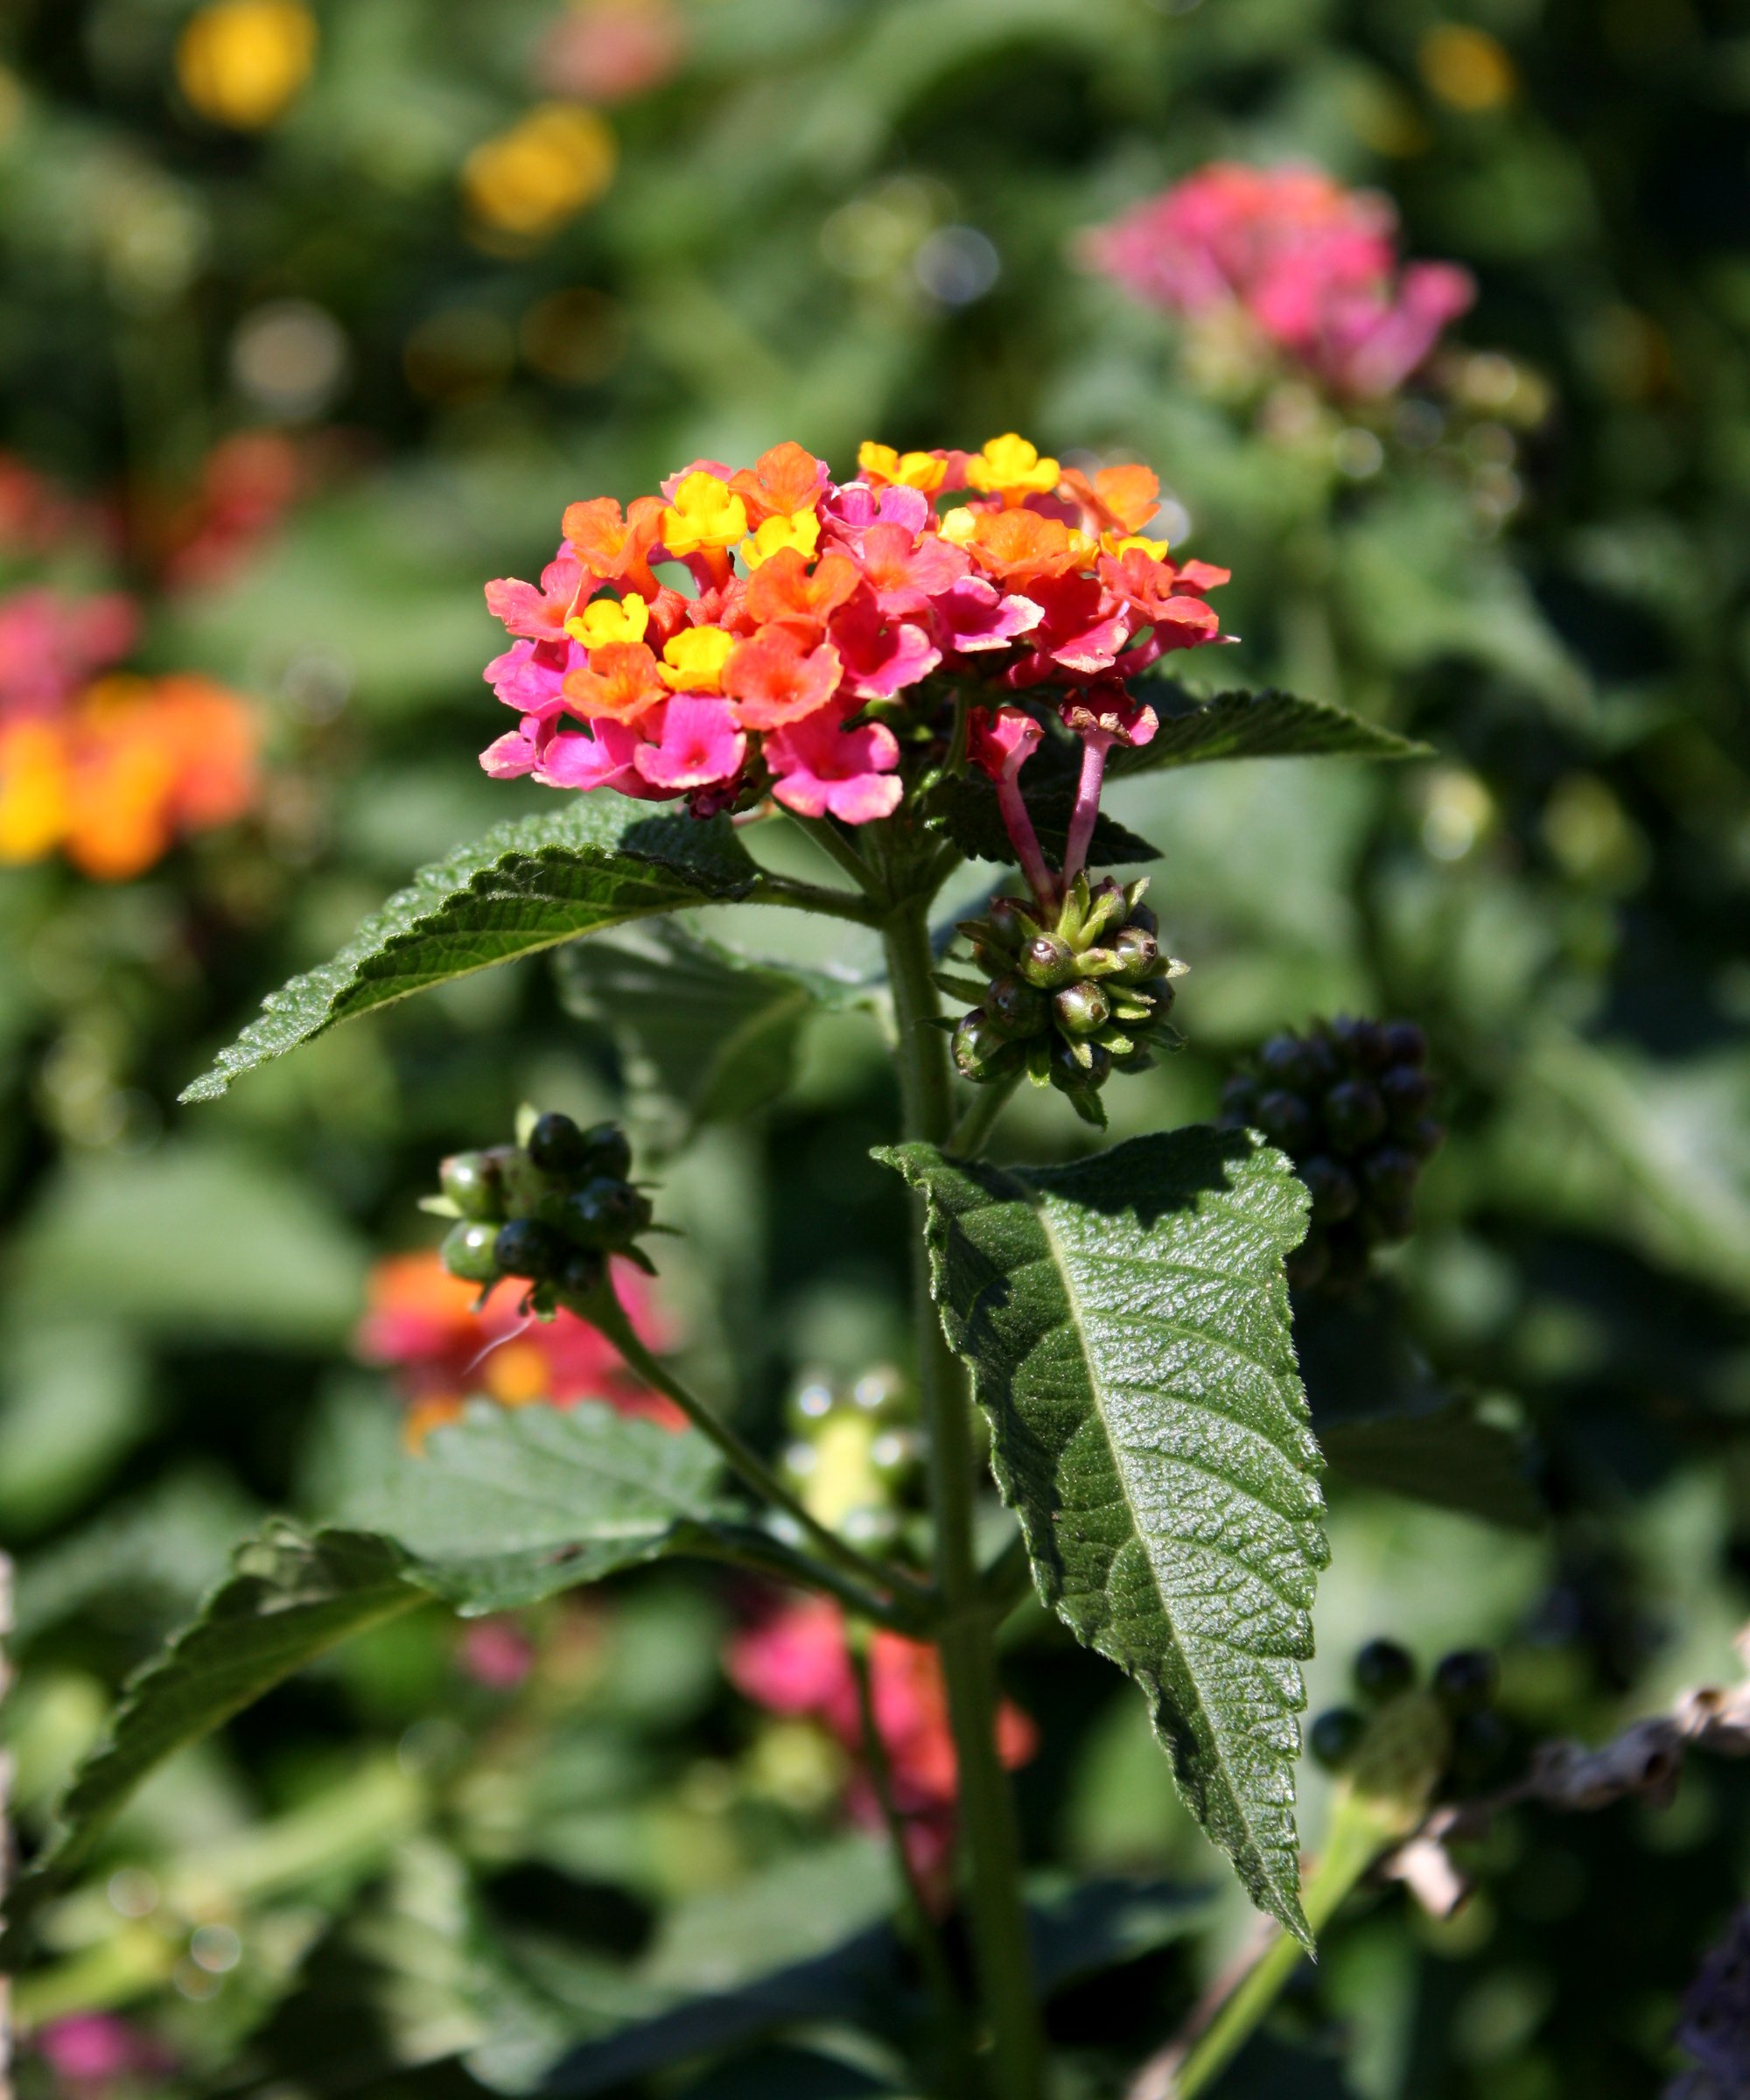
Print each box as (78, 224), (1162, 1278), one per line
(442, 1219), (500, 1284)
(1111, 925), (1160, 980)
(440, 1152), (502, 1221)
(953, 1012), (1018, 1082)
(1054, 981), (1110, 1037)
(1018, 934), (1077, 990)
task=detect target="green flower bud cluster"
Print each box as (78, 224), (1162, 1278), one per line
(951, 876), (1185, 1127)
(1220, 1017), (1443, 1292)
(436, 1112), (652, 1312)
(778, 1364), (923, 1553)
(1311, 1639), (1512, 1800)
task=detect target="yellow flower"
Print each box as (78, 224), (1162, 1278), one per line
(0, 722), (69, 863)
(566, 592), (650, 648)
(659, 472), (748, 556)
(965, 432), (1060, 504)
(739, 510), (821, 570)
(176, 1), (317, 130)
(857, 442), (947, 493)
(463, 104), (617, 242)
(659, 626), (736, 692)
(1101, 531), (1163, 559)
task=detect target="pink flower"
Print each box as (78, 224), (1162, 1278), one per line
(831, 593), (940, 701)
(632, 695), (746, 790)
(1088, 162), (1474, 400)
(484, 636), (583, 720)
(821, 480), (933, 539)
(485, 547), (585, 640)
(932, 577), (1041, 654)
(0, 588), (139, 721)
(850, 522), (970, 617)
(1007, 573), (1132, 682)
(535, 718), (668, 797)
(766, 710), (902, 824)
(459, 1617), (536, 1690)
(723, 628), (844, 730)
(480, 716), (551, 778)
(35, 2012), (172, 2094)
(967, 704), (1042, 784)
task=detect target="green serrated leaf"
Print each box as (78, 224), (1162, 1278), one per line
(349, 1399), (732, 1612)
(1113, 683), (1430, 774)
(181, 797), (761, 1103)
(555, 920), (877, 1145)
(880, 1128), (1326, 1942)
(7, 1405), (762, 1941)
(7, 1523), (425, 1937)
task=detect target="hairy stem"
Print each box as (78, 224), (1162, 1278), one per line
(785, 812), (888, 900)
(884, 893), (1046, 2100)
(750, 872), (885, 924)
(1060, 733), (1110, 892)
(945, 1065), (1023, 1159)
(579, 1295), (925, 1620)
(849, 1636), (979, 2092)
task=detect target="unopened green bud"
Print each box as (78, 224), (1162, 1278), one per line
(442, 1219), (500, 1283)
(1054, 981), (1110, 1037)
(953, 1012), (1018, 1082)
(984, 896), (1031, 954)
(561, 1178), (652, 1251)
(1018, 934), (1077, 989)
(440, 1152), (502, 1221)
(985, 973), (1047, 1037)
(497, 1149), (556, 1219)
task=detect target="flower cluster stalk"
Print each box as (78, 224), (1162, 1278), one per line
(882, 885), (1047, 2100)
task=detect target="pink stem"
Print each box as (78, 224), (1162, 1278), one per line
(1062, 733), (1111, 890)
(997, 770), (1055, 912)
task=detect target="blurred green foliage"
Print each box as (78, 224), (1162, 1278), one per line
(2, 0), (1749, 2095)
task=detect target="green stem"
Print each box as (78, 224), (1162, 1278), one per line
(884, 896), (1046, 2100)
(946, 1066), (1023, 1158)
(849, 1636), (979, 2095)
(578, 1296), (925, 1619)
(750, 873), (884, 925)
(785, 814), (888, 900)
(1150, 1787), (1390, 2100)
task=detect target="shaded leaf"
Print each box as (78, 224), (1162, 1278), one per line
(1113, 682), (1429, 774)
(182, 797), (761, 1102)
(881, 1129), (1325, 1940)
(9, 1524), (425, 1936)
(555, 921), (877, 1144)
(927, 770), (1161, 868)
(10, 1406), (751, 1939)
(1295, 1290), (1541, 1530)
(351, 1401), (732, 1612)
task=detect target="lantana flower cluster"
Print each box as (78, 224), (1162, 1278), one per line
(357, 1246), (676, 1449)
(0, 586), (260, 880)
(480, 433), (1231, 851)
(729, 1595), (1036, 1895)
(1087, 163), (1474, 401)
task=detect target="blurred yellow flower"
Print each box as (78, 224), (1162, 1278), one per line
(175, 0), (318, 130)
(1418, 24), (1516, 113)
(462, 104), (617, 241)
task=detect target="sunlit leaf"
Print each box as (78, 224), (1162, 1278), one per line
(882, 1129), (1325, 1940)
(181, 798), (762, 1102)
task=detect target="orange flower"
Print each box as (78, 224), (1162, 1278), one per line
(562, 640), (666, 723)
(743, 547), (862, 634)
(729, 441), (830, 525)
(723, 628), (843, 730)
(940, 504), (1092, 584)
(561, 494), (663, 593)
(1058, 462), (1161, 537)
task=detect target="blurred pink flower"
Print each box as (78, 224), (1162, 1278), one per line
(1087, 162), (1474, 399)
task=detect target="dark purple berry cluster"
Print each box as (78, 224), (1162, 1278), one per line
(1220, 1017), (1442, 1290)
(1310, 1639), (1512, 1798)
(436, 1112), (653, 1312)
(950, 875), (1185, 1128)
